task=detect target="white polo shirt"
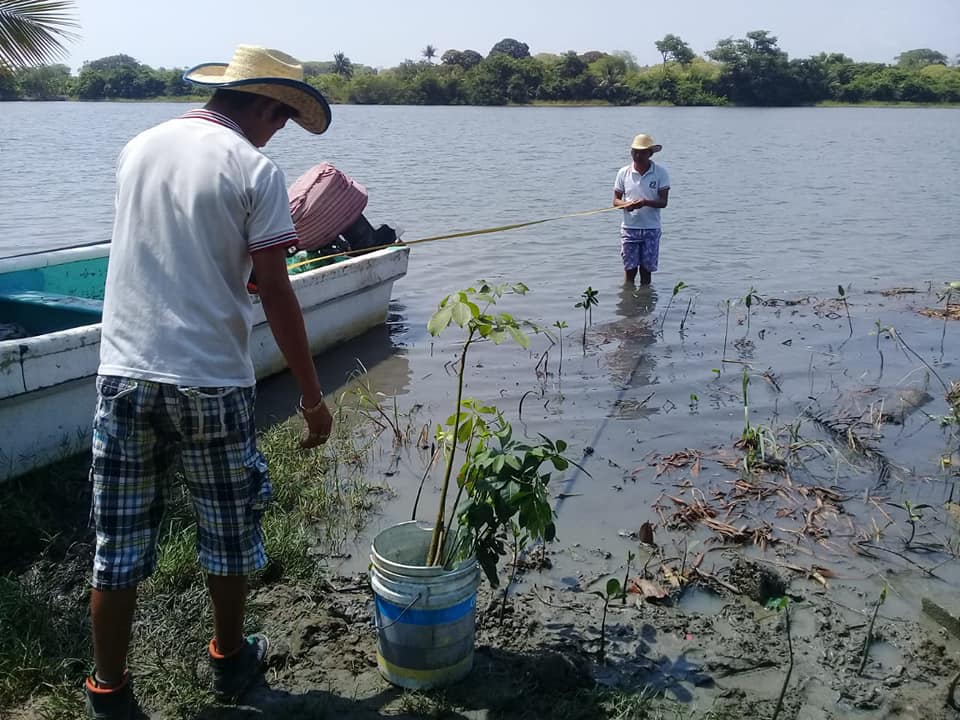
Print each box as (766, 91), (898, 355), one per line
(614, 161), (671, 230)
(99, 110), (298, 387)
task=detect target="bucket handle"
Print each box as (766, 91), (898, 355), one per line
(373, 592), (422, 635)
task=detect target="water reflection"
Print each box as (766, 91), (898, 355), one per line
(595, 286), (660, 417)
(254, 317), (412, 427)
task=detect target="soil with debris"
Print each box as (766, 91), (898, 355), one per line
(200, 558), (958, 719)
(10, 543), (959, 720)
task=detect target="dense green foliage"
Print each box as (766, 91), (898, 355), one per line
(2, 32), (958, 105)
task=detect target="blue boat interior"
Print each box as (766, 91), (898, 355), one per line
(0, 249), (350, 339)
(0, 256), (107, 337)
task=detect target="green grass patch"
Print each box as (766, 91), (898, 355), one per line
(0, 575), (90, 711)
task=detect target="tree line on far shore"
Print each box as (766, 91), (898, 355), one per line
(2, 33), (958, 106)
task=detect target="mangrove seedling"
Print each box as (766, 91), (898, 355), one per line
(722, 299), (732, 364)
(858, 583), (888, 676)
(743, 287), (759, 337)
(873, 319), (885, 379)
(621, 550), (635, 606)
(574, 286), (599, 351)
(425, 282), (581, 587)
(593, 578), (622, 662)
(438, 407), (577, 586)
(425, 281), (534, 566)
(659, 280), (687, 334)
(938, 281), (960, 361)
(887, 499), (932, 549)
(838, 284), (853, 337)
(552, 320), (568, 376)
(741, 368), (751, 437)
(767, 596), (793, 720)
(679, 293), (695, 336)
(736, 368), (779, 473)
(498, 522), (528, 626)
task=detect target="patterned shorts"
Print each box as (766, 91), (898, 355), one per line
(89, 375), (271, 590)
(620, 227), (662, 272)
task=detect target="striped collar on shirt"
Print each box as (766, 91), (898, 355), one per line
(179, 109), (244, 137)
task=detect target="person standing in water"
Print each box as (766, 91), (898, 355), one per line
(613, 134), (670, 285)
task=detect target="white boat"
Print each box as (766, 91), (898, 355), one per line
(0, 242), (409, 482)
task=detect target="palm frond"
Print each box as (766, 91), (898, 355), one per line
(0, 0), (80, 70)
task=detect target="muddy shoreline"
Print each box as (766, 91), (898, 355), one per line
(2, 282), (960, 719)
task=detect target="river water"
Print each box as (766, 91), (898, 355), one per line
(3, 102), (960, 627)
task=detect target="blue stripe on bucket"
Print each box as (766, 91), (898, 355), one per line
(375, 593), (476, 626)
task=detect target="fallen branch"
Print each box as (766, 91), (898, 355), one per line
(692, 568), (741, 595)
(854, 542), (941, 578)
(530, 585), (570, 610)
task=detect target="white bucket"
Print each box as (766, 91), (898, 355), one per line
(370, 521), (480, 689)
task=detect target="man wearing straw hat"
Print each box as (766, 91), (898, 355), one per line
(613, 133), (671, 286)
(85, 45), (333, 719)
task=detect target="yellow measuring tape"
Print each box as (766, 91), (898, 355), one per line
(286, 204), (621, 273)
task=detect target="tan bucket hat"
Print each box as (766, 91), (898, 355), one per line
(183, 45), (331, 134)
(630, 133), (662, 153)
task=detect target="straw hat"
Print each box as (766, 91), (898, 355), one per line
(183, 45), (331, 134)
(630, 134), (662, 153)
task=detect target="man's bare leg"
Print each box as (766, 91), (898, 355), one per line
(208, 574), (248, 655)
(639, 268), (652, 286)
(91, 587), (138, 685)
(625, 268), (638, 284)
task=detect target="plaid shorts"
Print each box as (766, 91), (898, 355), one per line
(89, 375), (271, 590)
(620, 227), (662, 272)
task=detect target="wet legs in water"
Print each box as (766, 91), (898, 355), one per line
(624, 267), (652, 286)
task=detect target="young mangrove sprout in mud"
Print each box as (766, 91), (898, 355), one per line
(574, 286), (599, 352)
(735, 368), (781, 473)
(722, 299), (732, 365)
(858, 583), (888, 676)
(659, 280), (687, 334)
(937, 281), (960, 361)
(593, 577), (622, 663)
(741, 368), (751, 436)
(767, 597), (793, 720)
(621, 550), (635, 606)
(888, 500), (932, 549)
(498, 522), (527, 626)
(743, 286), (759, 338)
(679, 292), (695, 336)
(838, 284), (853, 337)
(873, 319), (885, 379)
(552, 320), (568, 376)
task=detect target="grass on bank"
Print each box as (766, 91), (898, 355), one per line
(0, 392), (393, 720)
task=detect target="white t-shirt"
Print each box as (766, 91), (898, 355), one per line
(98, 110), (297, 387)
(614, 161), (671, 230)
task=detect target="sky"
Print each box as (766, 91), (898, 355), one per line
(62, 0), (959, 72)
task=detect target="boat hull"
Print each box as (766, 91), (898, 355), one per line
(0, 245), (409, 482)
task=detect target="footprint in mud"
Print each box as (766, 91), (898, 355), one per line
(727, 559), (787, 606)
(632, 652), (714, 702)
